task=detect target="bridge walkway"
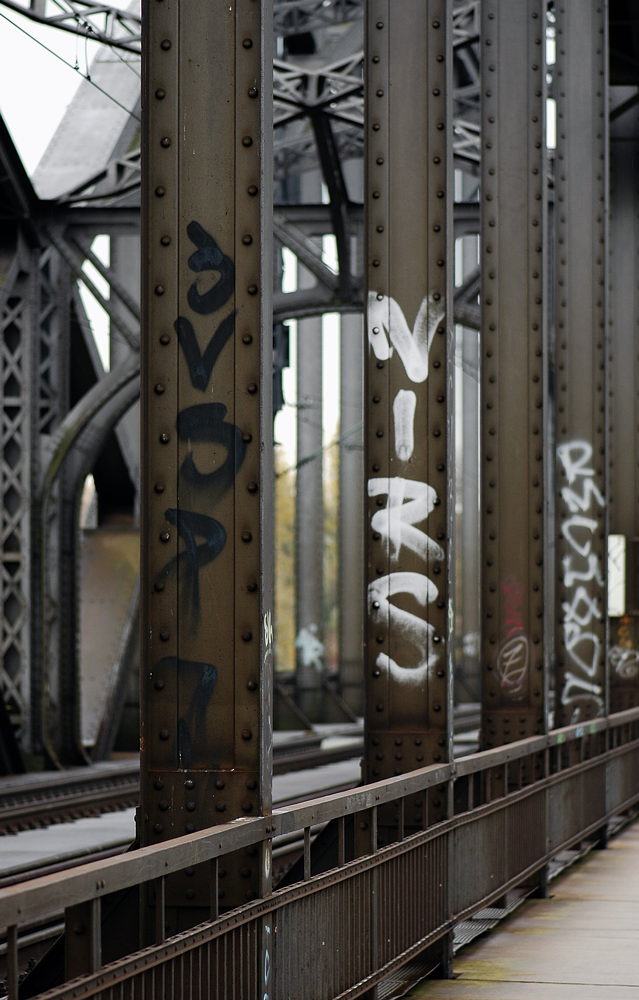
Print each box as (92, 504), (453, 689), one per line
(409, 822), (639, 1000)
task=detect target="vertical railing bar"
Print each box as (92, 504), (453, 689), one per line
(338, 815), (346, 866)
(154, 876), (166, 944)
(397, 797), (405, 840)
(210, 858), (219, 919)
(6, 924), (18, 1000)
(90, 897), (101, 973)
(422, 789), (430, 831)
(371, 805), (378, 852)
(305, 824), (312, 878)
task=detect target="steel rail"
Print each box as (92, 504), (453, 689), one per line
(0, 738), (363, 835)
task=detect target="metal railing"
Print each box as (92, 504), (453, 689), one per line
(3, 707), (639, 999)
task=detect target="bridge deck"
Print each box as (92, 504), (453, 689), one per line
(409, 822), (639, 999)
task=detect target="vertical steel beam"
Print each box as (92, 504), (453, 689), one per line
(480, 0), (547, 748)
(339, 311), (364, 714)
(141, 0), (273, 927)
(0, 241), (35, 766)
(608, 97), (639, 709)
(457, 184), (481, 705)
(31, 243), (76, 766)
(295, 171), (325, 717)
(339, 157), (365, 715)
(553, 0), (608, 726)
(295, 313), (324, 717)
(364, 1), (454, 828)
(110, 234), (141, 494)
(459, 323), (480, 702)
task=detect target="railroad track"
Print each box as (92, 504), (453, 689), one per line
(0, 761), (140, 835)
(0, 708), (480, 836)
(0, 732), (362, 836)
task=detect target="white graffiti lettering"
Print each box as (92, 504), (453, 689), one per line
(562, 553), (604, 589)
(367, 292), (444, 685)
(262, 922), (272, 1000)
(369, 572), (439, 683)
(367, 291), (443, 383)
(563, 626), (600, 678)
(560, 515), (599, 558)
(562, 587), (602, 629)
(263, 610), (273, 650)
(610, 644), (639, 680)
(393, 389), (417, 461)
(557, 441), (596, 484)
(495, 634), (530, 695)
(295, 623), (324, 671)
(493, 575), (529, 699)
(562, 671), (604, 700)
(561, 478), (605, 514)
(557, 439), (604, 721)
(368, 477), (443, 564)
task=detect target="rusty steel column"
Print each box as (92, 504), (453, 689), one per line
(609, 96), (639, 710)
(553, 0), (609, 726)
(479, 0), (548, 749)
(141, 0), (273, 932)
(364, 0), (454, 829)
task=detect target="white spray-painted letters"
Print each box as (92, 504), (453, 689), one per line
(367, 292), (444, 686)
(557, 440), (605, 721)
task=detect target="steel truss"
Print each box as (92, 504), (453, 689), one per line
(0, 0), (636, 802)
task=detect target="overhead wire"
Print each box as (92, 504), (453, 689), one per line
(49, 0), (142, 80)
(275, 421), (363, 479)
(0, 8), (141, 121)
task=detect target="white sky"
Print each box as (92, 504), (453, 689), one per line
(0, 6), (104, 173)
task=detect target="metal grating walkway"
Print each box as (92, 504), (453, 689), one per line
(407, 822), (639, 999)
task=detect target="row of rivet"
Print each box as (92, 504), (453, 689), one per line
(552, 3), (607, 711)
(146, 0), (179, 769)
(480, 2), (545, 694)
(364, 3), (450, 747)
(144, 2), (264, 826)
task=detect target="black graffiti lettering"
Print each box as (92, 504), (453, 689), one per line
(175, 310), (236, 391)
(156, 221), (246, 641)
(177, 402), (246, 503)
(178, 662), (219, 768)
(155, 509), (226, 618)
(154, 658), (219, 768)
(185, 221), (235, 315)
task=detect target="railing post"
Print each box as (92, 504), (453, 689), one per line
(65, 899), (101, 980)
(6, 924), (18, 1000)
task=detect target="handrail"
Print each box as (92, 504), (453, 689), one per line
(2, 706), (639, 999)
(0, 708), (639, 927)
(3, 707), (639, 928)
